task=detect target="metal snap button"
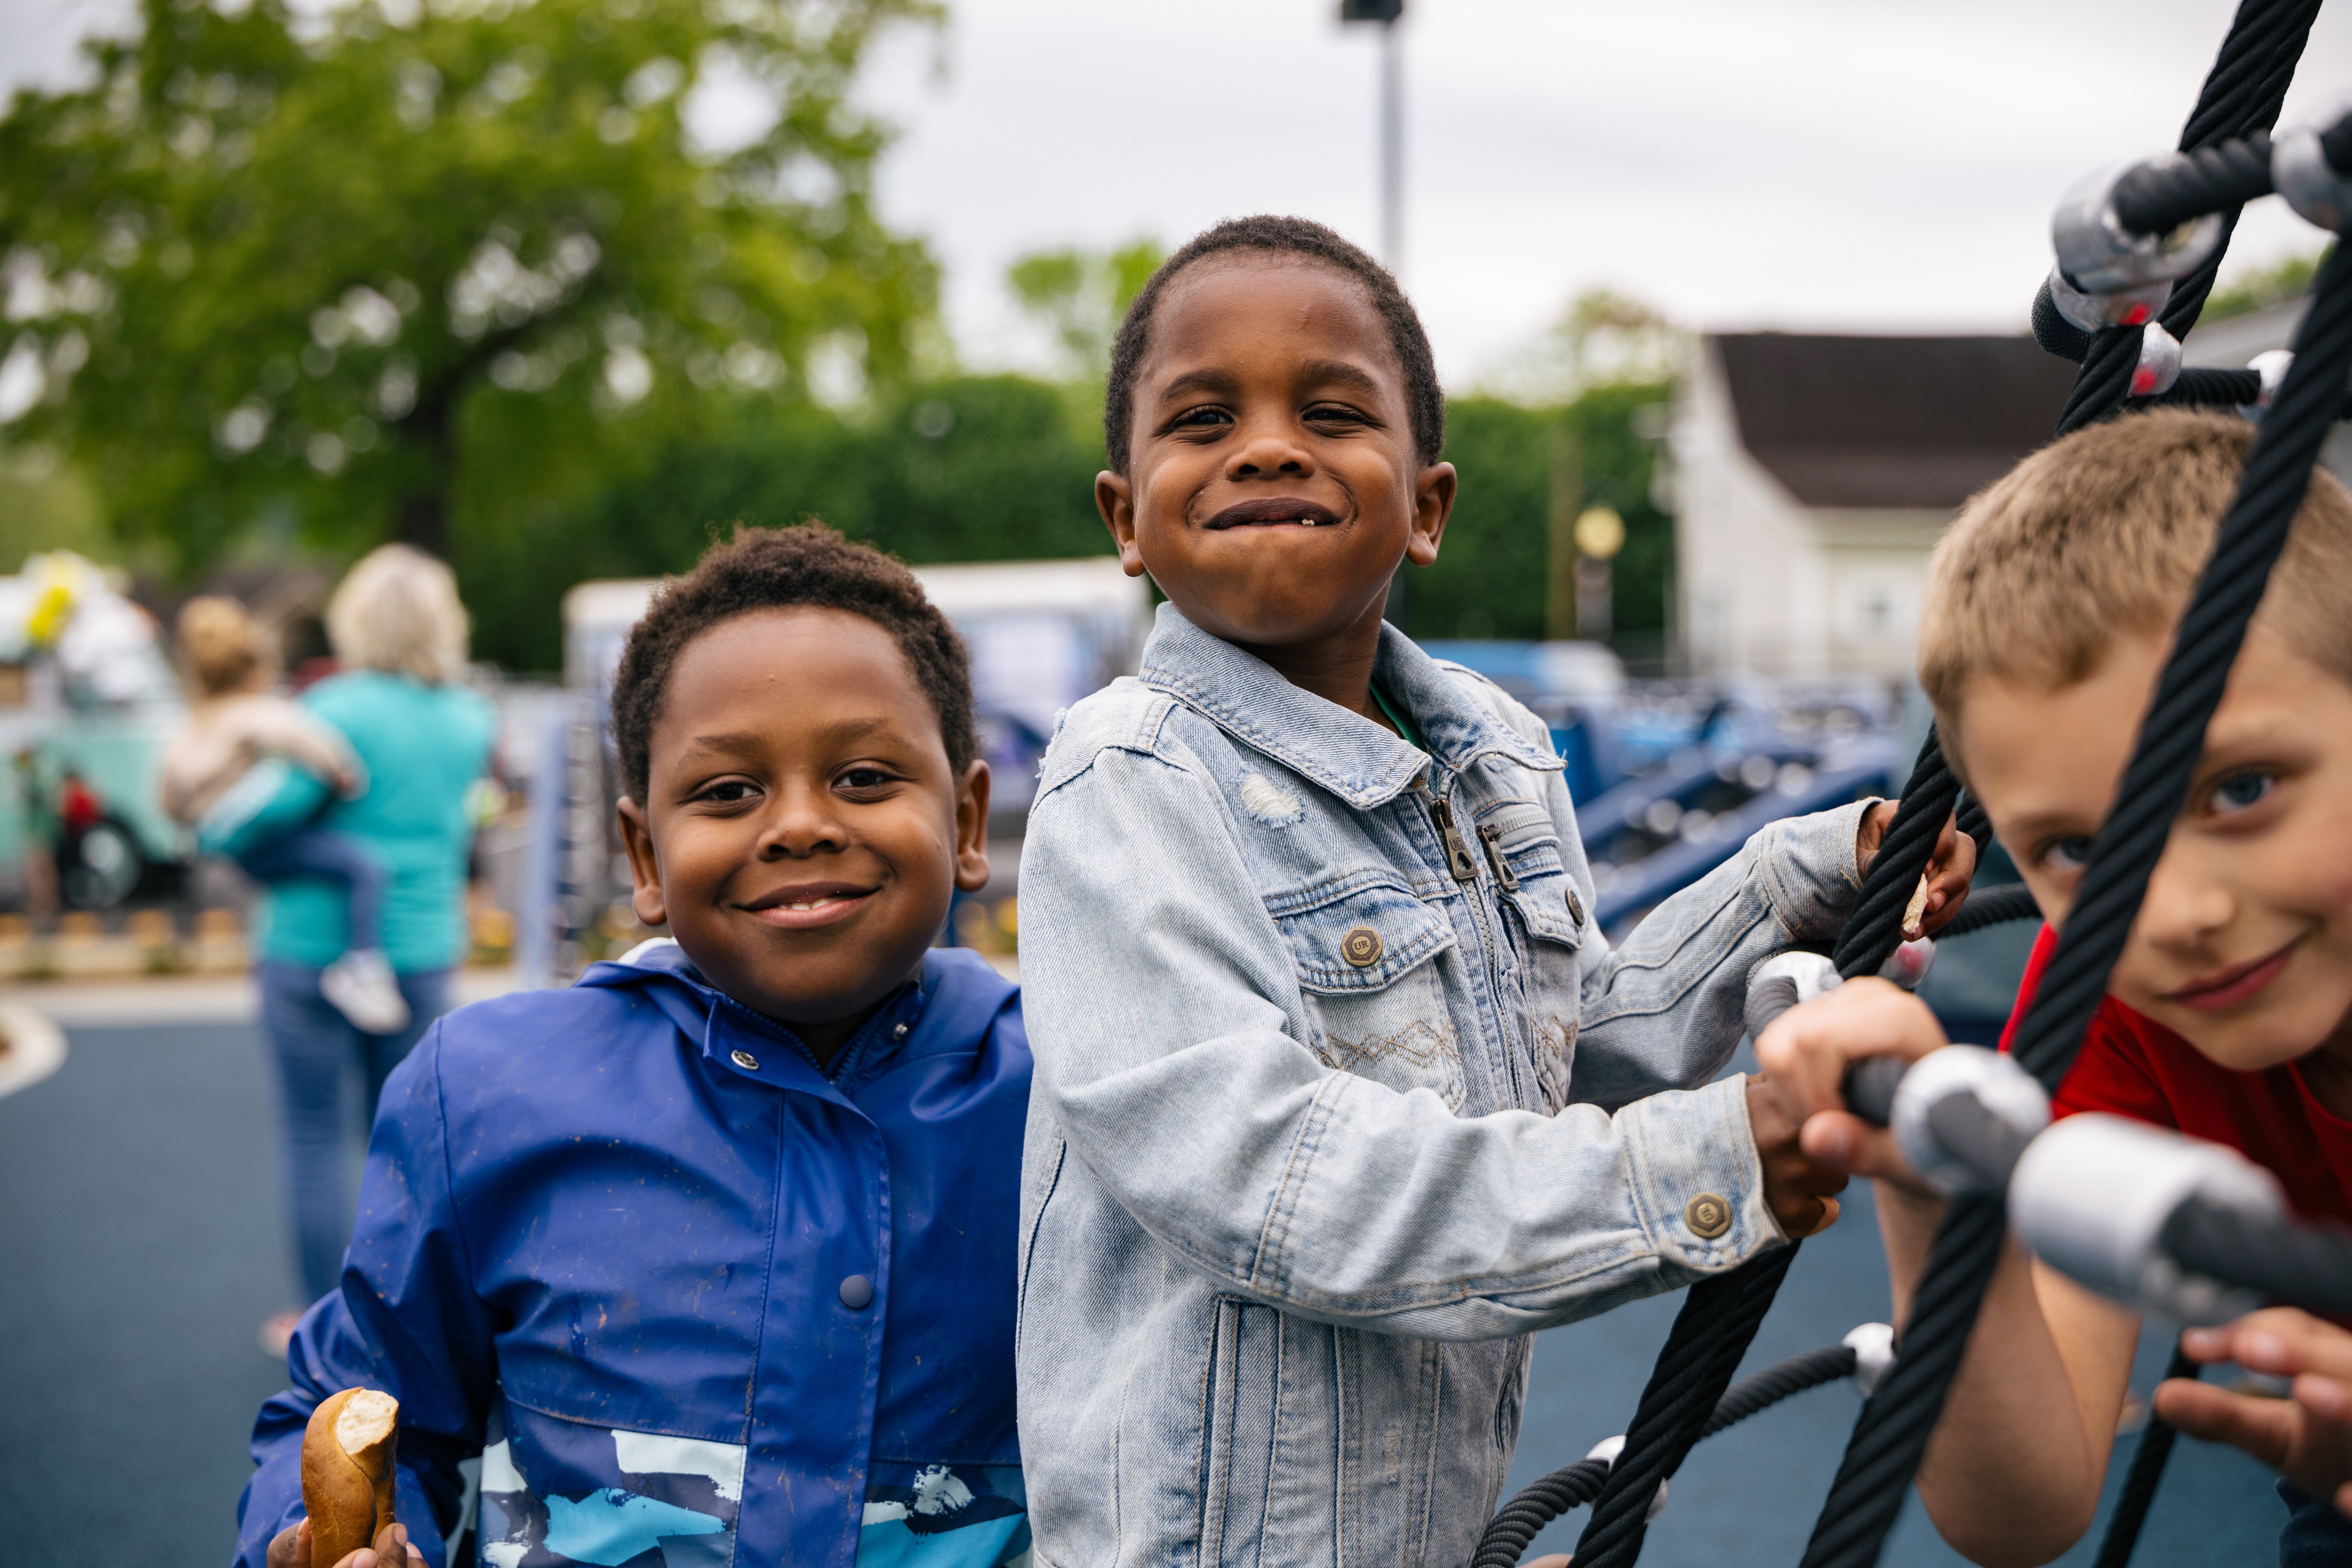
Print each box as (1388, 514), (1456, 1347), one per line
(1684, 1192), (1732, 1240)
(1340, 926), (1384, 967)
(892, 1023), (909, 1040)
(730, 1049), (759, 1071)
(838, 1274), (875, 1310)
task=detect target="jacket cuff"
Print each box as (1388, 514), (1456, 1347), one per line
(1617, 1074), (1782, 1275)
(1750, 797), (1876, 945)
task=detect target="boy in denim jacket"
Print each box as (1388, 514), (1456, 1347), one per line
(1013, 217), (1974, 1567)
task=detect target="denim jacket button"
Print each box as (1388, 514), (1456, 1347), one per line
(730, 1049), (759, 1071)
(839, 1274), (875, 1310)
(1339, 926), (1384, 967)
(1684, 1193), (1732, 1239)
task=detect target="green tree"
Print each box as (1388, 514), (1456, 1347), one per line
(466, 373), (1113, 670)
(1403, 385), (1674, 666)
(1004, 239), (1163, 385)
(2203, 246), (2329, 321)
(0, 0), (938, 578)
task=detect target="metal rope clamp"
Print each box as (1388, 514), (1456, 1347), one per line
(1887, 1045), (2049, 1194)
(1584, 1436), (1671, 1523)
(2045, 154), (2226, 354)
(2010, 1114), (2282, 1324)
(1842, 1322), (1896, 1397)
(2052, 156), (2226, 297)
(2239, 348), (2295, 419)
(2272, 104), (2352, 233)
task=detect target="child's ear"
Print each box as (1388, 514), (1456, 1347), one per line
(953, 759), (993, 893)
(1096, 470), (1148, 578)
(1406, 460), (1457, 569)
(615, 796), (668, 928)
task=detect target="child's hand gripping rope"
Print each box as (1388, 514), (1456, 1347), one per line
(1853, 801), (1978, 940)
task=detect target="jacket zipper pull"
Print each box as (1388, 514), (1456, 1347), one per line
(1476, 824), (1521, 891)
(1420, 785), (1481, 884)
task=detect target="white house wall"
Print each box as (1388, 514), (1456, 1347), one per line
(1672, 346), (1955, 679)
(1673, 350), (1824, 676)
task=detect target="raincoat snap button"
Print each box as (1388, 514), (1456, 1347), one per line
(1340, 927), (1383, 968)
(839, 1274), (875, 1310)
(730, 1049), (759, 1071)
(1684, 1193), (1733, 1240)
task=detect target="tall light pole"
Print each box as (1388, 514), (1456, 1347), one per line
(1340, 0), (1404, 270)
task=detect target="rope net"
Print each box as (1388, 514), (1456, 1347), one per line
(1476, 1), (2348, 1561)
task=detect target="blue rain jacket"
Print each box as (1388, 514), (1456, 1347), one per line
(234, 940), (1032, 1568)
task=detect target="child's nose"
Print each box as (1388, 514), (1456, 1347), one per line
(2138, 852), (2235, 947)
(1227, 428), (1313, 479)
(760, 787), (847, 856)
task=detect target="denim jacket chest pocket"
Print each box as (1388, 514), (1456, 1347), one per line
(1270, 877), (1465, 1111)
(1474, 793), (1587, 1114)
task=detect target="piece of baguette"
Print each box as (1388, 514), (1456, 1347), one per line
(302, 1388), (399, 1566)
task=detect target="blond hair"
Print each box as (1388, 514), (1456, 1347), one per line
(326, 544), (469, 684)
(1920, 408), (2352, 745)
(175, 595), (272, 697)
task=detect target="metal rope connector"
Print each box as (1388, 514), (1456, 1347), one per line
(2044, 264), (2170, 332)
(2239, 348), (2295, 420)
(1887, 1045), (2049, 1194)
(2010, 1114), (2283, 1324)
(2272, 102), (2352, 232)
(1584, 1435), (1670, 1523)
(1841, 1323), (1895, 1398)
(2131, 322), (2183, 397)
(2052, 157), (2226, 294)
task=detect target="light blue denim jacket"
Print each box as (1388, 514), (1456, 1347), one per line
(1013, 605), (1873, 1568)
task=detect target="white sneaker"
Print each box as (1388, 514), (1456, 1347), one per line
(320, 948), (412, 1034)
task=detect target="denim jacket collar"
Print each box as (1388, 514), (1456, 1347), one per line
(1136, 601), (1560, 808)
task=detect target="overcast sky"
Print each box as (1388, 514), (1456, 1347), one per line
(7, 0), (2348, 384)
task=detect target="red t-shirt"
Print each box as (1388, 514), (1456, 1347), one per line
(2002, 924), (2352, 1227)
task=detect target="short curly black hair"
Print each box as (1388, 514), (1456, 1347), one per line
(610, 524), (976, 802)
(1103, 215), (1444, 475)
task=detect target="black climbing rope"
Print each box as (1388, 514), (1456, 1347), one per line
(1559, 735), (1964, 1568)
(1474, 1332), (1872, 1568)
(1935, 881), (2038, 937)
(2090, 1341), (2201, 1568)
(2056, 0), (2321, 436)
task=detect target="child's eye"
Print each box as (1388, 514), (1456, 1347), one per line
(2039, 834), (2096, 874)
(837, 766), (898, 791)
(696, 779), (759, 806)
(2206, 769), (2277, 816)
(1168, 405), (1232, 433)
(1303, 402), (1370, 428)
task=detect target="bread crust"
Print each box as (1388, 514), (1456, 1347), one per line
(301, 1388), (399, 1566)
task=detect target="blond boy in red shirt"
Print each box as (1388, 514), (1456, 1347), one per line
(1759, 408), (2352, 1565)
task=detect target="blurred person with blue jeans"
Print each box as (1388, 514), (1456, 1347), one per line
(204, 544), (495, 1357)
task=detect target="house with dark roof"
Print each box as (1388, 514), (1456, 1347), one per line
(1666, 309), (2341, 679)
(1666, 333), (2075, 677)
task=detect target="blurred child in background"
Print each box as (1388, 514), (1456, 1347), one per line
(161, 594), (407, 1033)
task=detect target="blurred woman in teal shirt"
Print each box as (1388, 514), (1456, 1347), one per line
(240, 546), (495, 1353)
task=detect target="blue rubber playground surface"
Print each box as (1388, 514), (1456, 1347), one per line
(0, 1003), (2290, 1567)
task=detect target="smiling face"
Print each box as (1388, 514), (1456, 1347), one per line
(616, 606), (990, 1062)
(1958, 627), (2352, 1076)
(1096, 255), (1455, 670)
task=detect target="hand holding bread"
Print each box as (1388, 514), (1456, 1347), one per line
(264, 1518), (419, 1568)
(274, 1388), (408, 1568)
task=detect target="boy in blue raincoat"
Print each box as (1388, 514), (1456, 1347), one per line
(236, 526), (1031, 1568)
